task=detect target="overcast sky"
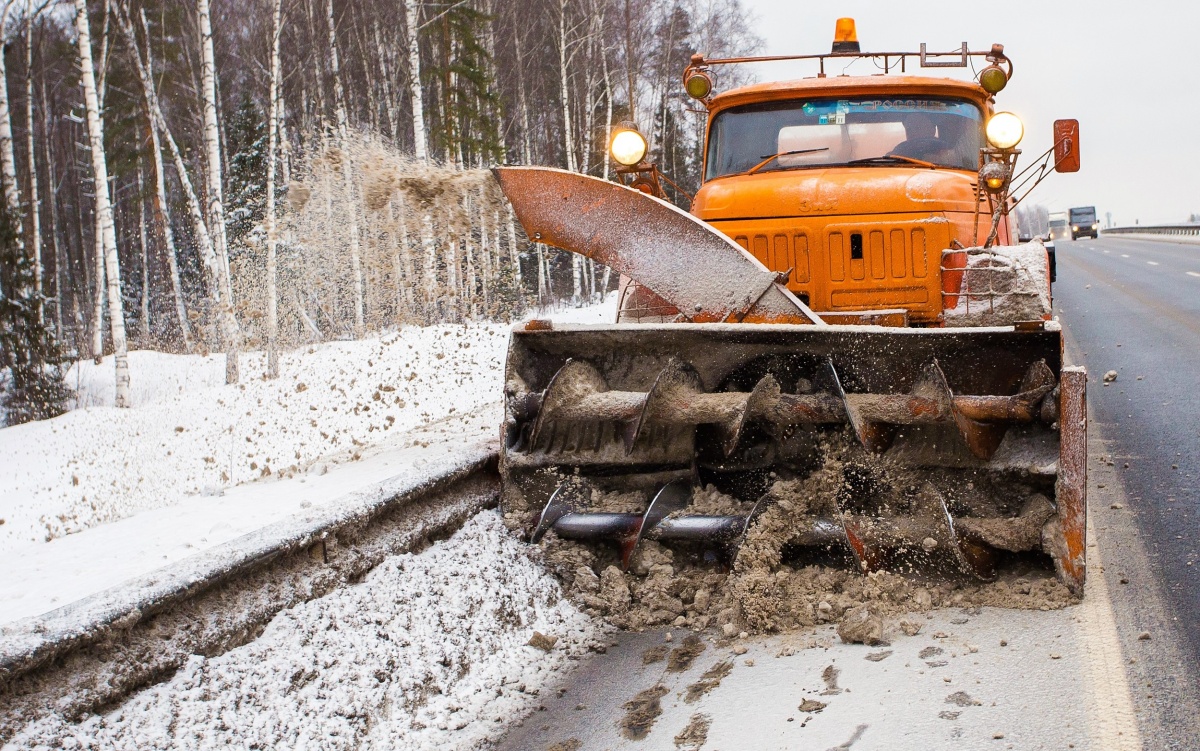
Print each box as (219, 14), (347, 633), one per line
(735, 0), (1199, 225)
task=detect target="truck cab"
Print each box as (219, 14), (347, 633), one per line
(691, 77), (1003, 325)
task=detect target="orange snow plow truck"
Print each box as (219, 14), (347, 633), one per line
(493, 19), (1088, 593)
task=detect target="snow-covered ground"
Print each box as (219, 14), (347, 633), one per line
(0, 298), (615, 554)
(6, 512), (606, 751)
(0, 407), (495, 625)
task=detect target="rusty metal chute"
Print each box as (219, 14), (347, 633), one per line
(492, 166), (823, 325)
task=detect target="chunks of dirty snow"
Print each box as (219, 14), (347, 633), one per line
(1103, 370), (1119, 383)
(837, 604), (887, 645)
(10, 512), (603, 751)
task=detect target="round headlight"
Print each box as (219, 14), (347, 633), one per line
(684, 70), (713, 99)
(611, 128), (648, 166)
(979, 65), (1008, 94)
(986, 112), (1024, 149)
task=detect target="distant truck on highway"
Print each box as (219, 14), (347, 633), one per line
(1069, 206), (1099, 239)
(1048, 212), (1069, 241)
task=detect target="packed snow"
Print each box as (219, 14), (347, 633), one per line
(0, 298), (615, 554)
(5, 512), (606, 751)
(943, 241), (1051, 326)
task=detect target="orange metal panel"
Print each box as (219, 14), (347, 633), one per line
(751, 235), (769, 266)
(829, 232), (845, 281)
(794, 233), (811, 283)
(911, 228), (928, 277)
(890, 229), (907, 277)
(869, 231), (886, 280)
(709, 214), (950, 323)
(773, 234), (790, 272)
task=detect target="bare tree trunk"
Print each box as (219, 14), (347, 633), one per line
(325, 0), (364, 336)
(402, 0), (427, 162)
(421, 211), (436, 321)
(506, 206), (521, 286)
(557, 0), (583, 304)
(137, 161), (150, 342)
(197, 0), (239, 383)
(75, 0), (130, 407)
(513, 23), (532, 165)
(41, 75), (65, 340)
(91, 215), (104, 360)
(265, 0), (283, 377)
(372, 19), (400, 144)
(117, 2), (222, 355)
(23, 13), (42, 323)
(0, 6), (24, 243)
(137, 8), (191, 350)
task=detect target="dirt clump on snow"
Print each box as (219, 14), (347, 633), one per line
(684, 659), (733, 703)
(667, 633), (707, 672)
(674, 713), (711, 749)
(620, 684), (670, 740)
(798, 698), (827, 713)
(524, 433), (1078, 639)
(546, 740), (582, 751)
(837, 605), (887, 645)
(642, 644), (669, 664)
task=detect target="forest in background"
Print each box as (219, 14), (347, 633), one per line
(0, 0), (760, 420)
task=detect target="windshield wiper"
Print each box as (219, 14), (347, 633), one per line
(744, 147), (829, 175)
(847, 154), (938, 169)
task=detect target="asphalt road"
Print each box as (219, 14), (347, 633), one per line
(1054, 234), (1200, 747)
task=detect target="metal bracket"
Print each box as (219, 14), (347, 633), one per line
(919, 42), (969, 68)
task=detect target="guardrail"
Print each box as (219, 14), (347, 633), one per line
(1103, 224), (1200, 237)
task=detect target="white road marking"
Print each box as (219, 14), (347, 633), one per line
(1081, 513), (1143, 750)
(1147, 261), (1160, 266)
(1121, 254), (1130, 258)
(1188, 271), (1200, 278)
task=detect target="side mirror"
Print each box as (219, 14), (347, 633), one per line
(1053, 119), (1080, 173)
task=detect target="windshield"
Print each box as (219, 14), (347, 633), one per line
(705, 97), (984, 180)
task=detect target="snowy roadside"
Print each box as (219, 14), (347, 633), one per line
(0, 296), (616, 554)
(4, 512), (608, 751)
(0, 407), (494, 626)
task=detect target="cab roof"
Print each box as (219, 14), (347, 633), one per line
(707, 75), (993, 115)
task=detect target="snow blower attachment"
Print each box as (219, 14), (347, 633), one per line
(494, 166), (1087, 594)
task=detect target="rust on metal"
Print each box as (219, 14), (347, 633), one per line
(1055, 367), (1087, 594)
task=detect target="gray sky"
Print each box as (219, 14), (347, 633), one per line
(735, 0), (1199, 225)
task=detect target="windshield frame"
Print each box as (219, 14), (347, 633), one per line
(703, 95), (986, 182)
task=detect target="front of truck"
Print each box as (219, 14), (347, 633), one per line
(692, 77), (998, 324)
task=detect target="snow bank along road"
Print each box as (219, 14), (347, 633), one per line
(0, 301), (618, 747)
(0, 425), (499, 743)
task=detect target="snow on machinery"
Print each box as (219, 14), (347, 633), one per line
(494, 19), (1088, 593)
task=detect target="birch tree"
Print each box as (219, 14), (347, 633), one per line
(24, 7), (48, 323)
(0, 2), (24, 249)
(326, 0), (365, 335)
(198, 0), (239, 383)
(116, 1), (224, 354)
(402, 0), (427, 162)
(265, 0), (283, 376)
(74, 0), (130, 407)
